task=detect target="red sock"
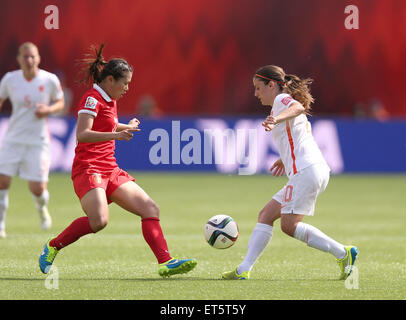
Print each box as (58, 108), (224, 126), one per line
(141, 217), (171, 264)
(49, 216), (94, 250)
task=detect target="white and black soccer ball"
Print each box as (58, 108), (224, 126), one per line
(204, 214), (239, 249)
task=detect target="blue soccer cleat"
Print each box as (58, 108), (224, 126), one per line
(158, 258), (197, 277)
(39, 238), (59, 274)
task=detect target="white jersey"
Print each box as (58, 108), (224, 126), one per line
(270, 93), (329, 178)
(0, 69), (63, 146)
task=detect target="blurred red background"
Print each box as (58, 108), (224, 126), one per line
(0, 0), (404, 117)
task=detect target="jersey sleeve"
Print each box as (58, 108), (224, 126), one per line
(278, 94), (296, 108)
(273, 94), (297, 115)
(0, 72), (11, 100)
(49, 74), (64, 101)
(77, 95), (101, 117)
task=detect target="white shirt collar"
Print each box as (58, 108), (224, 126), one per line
(93, 83), (112, 102)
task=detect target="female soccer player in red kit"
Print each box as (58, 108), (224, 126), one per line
(39, 44), (197, 277)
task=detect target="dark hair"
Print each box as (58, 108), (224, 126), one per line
(78, 43), (133, 85)
(254, 65), (314, 113)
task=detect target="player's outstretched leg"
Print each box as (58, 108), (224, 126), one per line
(337, 245), (358, 280)
(141, 217), (197, 277)
(39, 216), (95, 273)
(221, 222), (273, 280)
(158, 258), (197, 278)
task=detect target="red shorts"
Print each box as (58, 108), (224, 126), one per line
(72, 167), (135, 204)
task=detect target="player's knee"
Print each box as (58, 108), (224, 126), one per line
(258, 207), (279, 226)
(280, 220), (297, 237)
(0, 177), (11, 190)
(258, 208), (273, 225)
(89, 216), (108, 232)
(258, 208), (267, 221)
(139, 199), (160, 219)
(29, 184), (46, 197)
(148, 200), (160, 218)
(138, 200), (160, 220)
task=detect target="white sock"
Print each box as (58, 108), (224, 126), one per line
(0, 189), (9, 231)
(293, 222), (346, 259)
(32, 189), (49, 211)
(237, 223), (273, 274)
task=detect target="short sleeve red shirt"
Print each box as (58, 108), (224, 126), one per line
(71, 84), (119, 178)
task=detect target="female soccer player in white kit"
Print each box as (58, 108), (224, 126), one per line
(0, 42), (64, 238)
(222, 65), (358, 280)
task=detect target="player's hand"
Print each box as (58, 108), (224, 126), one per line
(262, 115), (277, 132)
(128, 118), (141, 131)
(265, 115), (277, 124)
(34, 103), (50, 118)
(270, 158), (285, 176)
(262, 121), (274, 132)
(115, 129), (137, 141)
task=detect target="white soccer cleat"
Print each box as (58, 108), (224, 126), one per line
(39, 207), (52, 230)
(0, 229), (6, 239)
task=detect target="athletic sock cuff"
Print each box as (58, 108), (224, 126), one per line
(255, 222), (273, 234)
(141, 217), (160, 222)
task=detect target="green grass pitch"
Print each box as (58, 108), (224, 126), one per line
(0, 172), (405, 300)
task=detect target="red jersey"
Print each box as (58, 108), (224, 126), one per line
(71, 84), (119, 178)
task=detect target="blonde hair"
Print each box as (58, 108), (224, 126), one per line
(255, 65), (314, 113)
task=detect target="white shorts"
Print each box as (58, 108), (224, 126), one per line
(0, 141), (50, 182)
(273, 163), (330, 216)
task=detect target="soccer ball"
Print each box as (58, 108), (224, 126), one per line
(204, 214), (239, 249)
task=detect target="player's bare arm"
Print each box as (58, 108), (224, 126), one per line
(0, 98), (4, 110)
(265, 101), (305, 125)
(34, 97), (65, 118)
(76, 113), (135, 142)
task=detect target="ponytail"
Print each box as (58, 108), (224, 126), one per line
(254, 65), (314, 114)
(77, 43), (107, 85)
(77, 43), (133, 86)
(284, 73), (314, 113)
